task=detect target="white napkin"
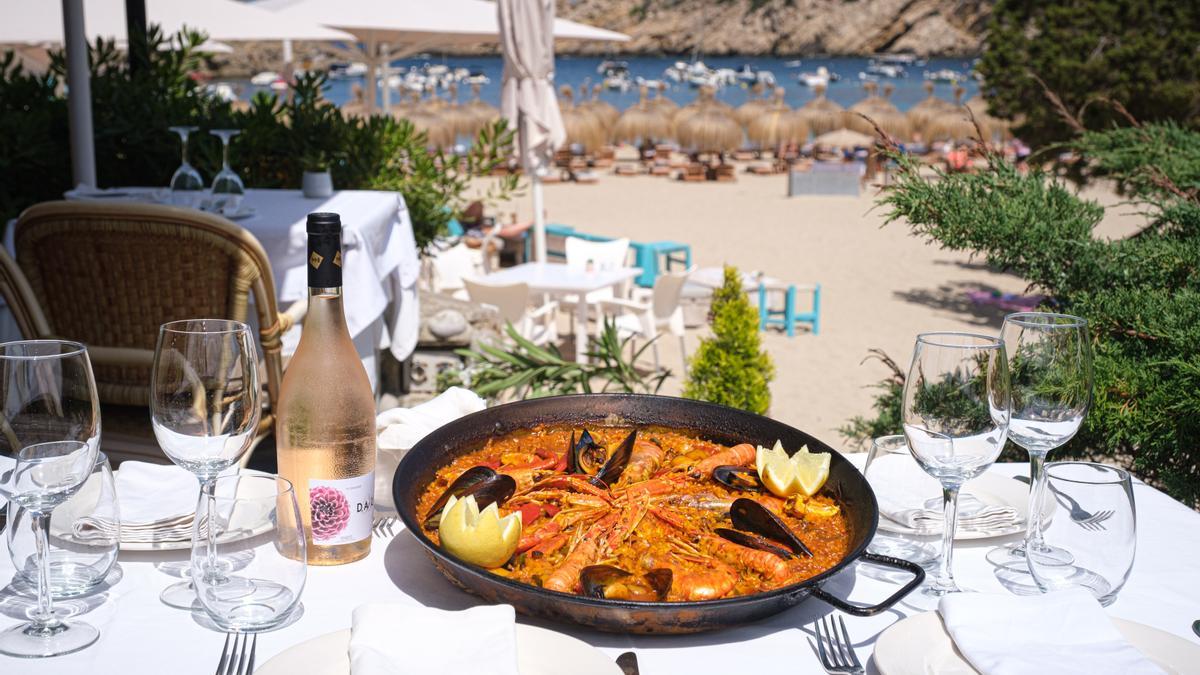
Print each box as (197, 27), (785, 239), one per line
(349, 603), (519, 675)
(0, 453), (13, 511)
(74, 462), (230, 543)
(871, 454), (1018, 532)
(939, 590), (1166, 675)
(374, 387), (486, 510)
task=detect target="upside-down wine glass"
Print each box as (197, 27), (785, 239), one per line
(169, 125), (204, 208)
(0, 340), (101, 658)
(208, 129), (245, 216)
(902, 332), (1011, 603)
(151, 319), (261, 609)
(986, 312), (1092, 570)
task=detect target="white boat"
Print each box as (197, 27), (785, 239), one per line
(250, 71), (280, 86)
(597, 59), (629, 76)
(465, 73), (490, 86)
(785, 59), (803, 68)
(866, 61), (906, 78)
(797, 66), (837, 87)
(736, 64), (758, 83)
(874, 53), (925, 67)
(205, 82), (237, 102)
(924, 68), (964, 83)
(603, 74), (632, 92)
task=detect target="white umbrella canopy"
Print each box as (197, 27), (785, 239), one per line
(498, 0), (565, 264)
(0, 0), (353, 44)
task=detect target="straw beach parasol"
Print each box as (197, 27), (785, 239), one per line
(812, 128), (875, 149)
(650, 82), (679, 116)
(907, 81), (954, 139)
(747, 88), (808, 148)
(558, 85), (606, 152)
(581, 84), (620, 132)
(675, 88), (743, 154)
(612, 85), (673, 144)
(925, 86), (978, 142)
(463, 82), (500, 136)
(735, 82), (770, 127)
(795, 84), (844, 136)
(965, 94), (1012, 142)
(846, 82), (910, 140)
(440, 83), (479, 140)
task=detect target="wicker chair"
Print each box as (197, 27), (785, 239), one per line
(9, 201), (298, 466)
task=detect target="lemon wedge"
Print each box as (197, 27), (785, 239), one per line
(438, 495), (523, 568)
(755, 441), (831, 498)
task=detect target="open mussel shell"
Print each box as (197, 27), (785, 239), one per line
(729, 497), (813, 557)
(424, 466), (516, 529)
(594, 430), (636, 486)
(714, 527), (794, 560)
(712, 465), (762, 492)
(567, 428), (637, 488)
(566, 429), (600, 474)
(580, 564), (672, 602)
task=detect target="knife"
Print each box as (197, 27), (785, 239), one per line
(616, 651), (640, 675)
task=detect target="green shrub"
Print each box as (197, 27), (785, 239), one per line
(0, 26), (517, 251)
(844, 119), (1200, 507)
(683, 266), (774, 415)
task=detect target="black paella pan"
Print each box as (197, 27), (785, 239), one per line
(392, 394), (924, 634)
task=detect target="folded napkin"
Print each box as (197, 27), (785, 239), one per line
(939, 590), (1166, 675)
(871, 454), (1018, 533)
(74, 462), (231, 543)
(349, 603), (519, 675)
(374, 387), (486, 510)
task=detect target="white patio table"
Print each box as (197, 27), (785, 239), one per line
(475, 262), (642, 363)
(1, 461), (1196, 674)
(3, 188), (420, 391)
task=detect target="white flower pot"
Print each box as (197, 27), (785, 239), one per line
(302, 170), (333, 198)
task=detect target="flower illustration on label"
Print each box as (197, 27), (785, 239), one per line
(310, 486), (350, 540)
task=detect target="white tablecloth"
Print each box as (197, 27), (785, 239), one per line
(1, 462), (1196, 674)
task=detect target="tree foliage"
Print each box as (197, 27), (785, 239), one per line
(978, 0), (1200, 147)
(683, 266), (774, 415)
(0, 26), (517, 250)
(846, 120), (1200, 507)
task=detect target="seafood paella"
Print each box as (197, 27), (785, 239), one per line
(415, 426), (852, 602)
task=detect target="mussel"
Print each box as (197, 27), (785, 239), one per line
(723, 497), (813, 558)
(712, 465), (763, 492)
(580, 564), (672, 602)
(424, 466), (517, 530)
(566, 429), (637, 487)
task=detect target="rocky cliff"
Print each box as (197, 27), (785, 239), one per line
(556, 0), (992, 57)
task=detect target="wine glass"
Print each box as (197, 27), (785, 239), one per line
(169, 125), (204, 208)
(863, 435), (937, 566)
(151, 319), (261, 609)
(0, 340), (101, 658)
(209, 129), (245, 216)
(987, 312), (1092, 570)
(902, 332), (1010, 603)
(192, 474), (306, 631)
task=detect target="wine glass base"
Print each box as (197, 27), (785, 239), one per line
(868, 534), (937, 568)
(986, 541), (1075, 570)
(160, 580), (200, 610)
(0, 620), (99, 658)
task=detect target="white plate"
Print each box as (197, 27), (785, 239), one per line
(256, 625), (622, 675)
(115, 470), (274, 551)
(874, 611), (1200, 675)
(876, 472), (1053, 541)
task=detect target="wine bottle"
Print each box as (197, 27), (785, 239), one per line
(277, 212), (377, 565)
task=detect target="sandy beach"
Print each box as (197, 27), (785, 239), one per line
(470, 164), (1142, 452)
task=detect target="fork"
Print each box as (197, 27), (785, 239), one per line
(373, 515), (399, 538)
(809, 614), (863, 675)
(215, 632), (256, 675)
(1014, 475), (1114, 531)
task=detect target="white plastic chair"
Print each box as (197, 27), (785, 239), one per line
(463, 278), (558, 347)
(562, 237), (633, 310)
(595, 268), (692, 374)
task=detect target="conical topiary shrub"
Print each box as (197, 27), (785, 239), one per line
(683, 266), (774, 415)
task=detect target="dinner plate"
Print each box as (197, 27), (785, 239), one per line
(255, 625), (622, 675)
(874, 611), (1200, 675)
(876, 472), (1053, 541)
(114, 469), (274, 551)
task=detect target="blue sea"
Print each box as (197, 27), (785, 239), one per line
(232, 55), (981, 112)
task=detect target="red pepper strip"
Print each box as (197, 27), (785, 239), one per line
(542, 503), (561, 517)
(517, 503), (542, 525)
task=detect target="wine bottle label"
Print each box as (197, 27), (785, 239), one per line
(307, 471), (374, 545)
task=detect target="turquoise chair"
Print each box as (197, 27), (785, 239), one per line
(631, 241), (693, 288)
(758, 283), (821, 337)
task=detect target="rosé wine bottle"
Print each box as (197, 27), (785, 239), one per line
(276, 212), (376, 565)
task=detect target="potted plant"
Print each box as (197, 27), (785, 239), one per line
(301, 150), (333, 198)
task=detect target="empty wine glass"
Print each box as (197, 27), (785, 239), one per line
(169, 125), (204, 208)
(209, 129), (245, 216)
(192, 474), (306, 632)
(0, 340), (101, 658)
(902, 332), (1011, 603)
(151, 319), (261, 609)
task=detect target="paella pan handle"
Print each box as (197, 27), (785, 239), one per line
(809, 553), (926, 617)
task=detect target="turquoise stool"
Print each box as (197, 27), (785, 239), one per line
(447, 217), (464, 237)
(631, 241), (693, 288)
(758, 283), (821, 337)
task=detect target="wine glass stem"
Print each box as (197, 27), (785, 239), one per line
(31, 511), (60, 628)
(221, 137), (231, 171)
(199, 475), (219, 581)
(935, 484), (961, 590)
(180, 132), (189, 166)
(1026, 451), (1049, 551)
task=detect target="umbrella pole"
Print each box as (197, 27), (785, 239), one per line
(63, 0), (96, 187)
(532, 172), (547, 264)
(380, 43), (391, 115)
(364, 38), (378, 115)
